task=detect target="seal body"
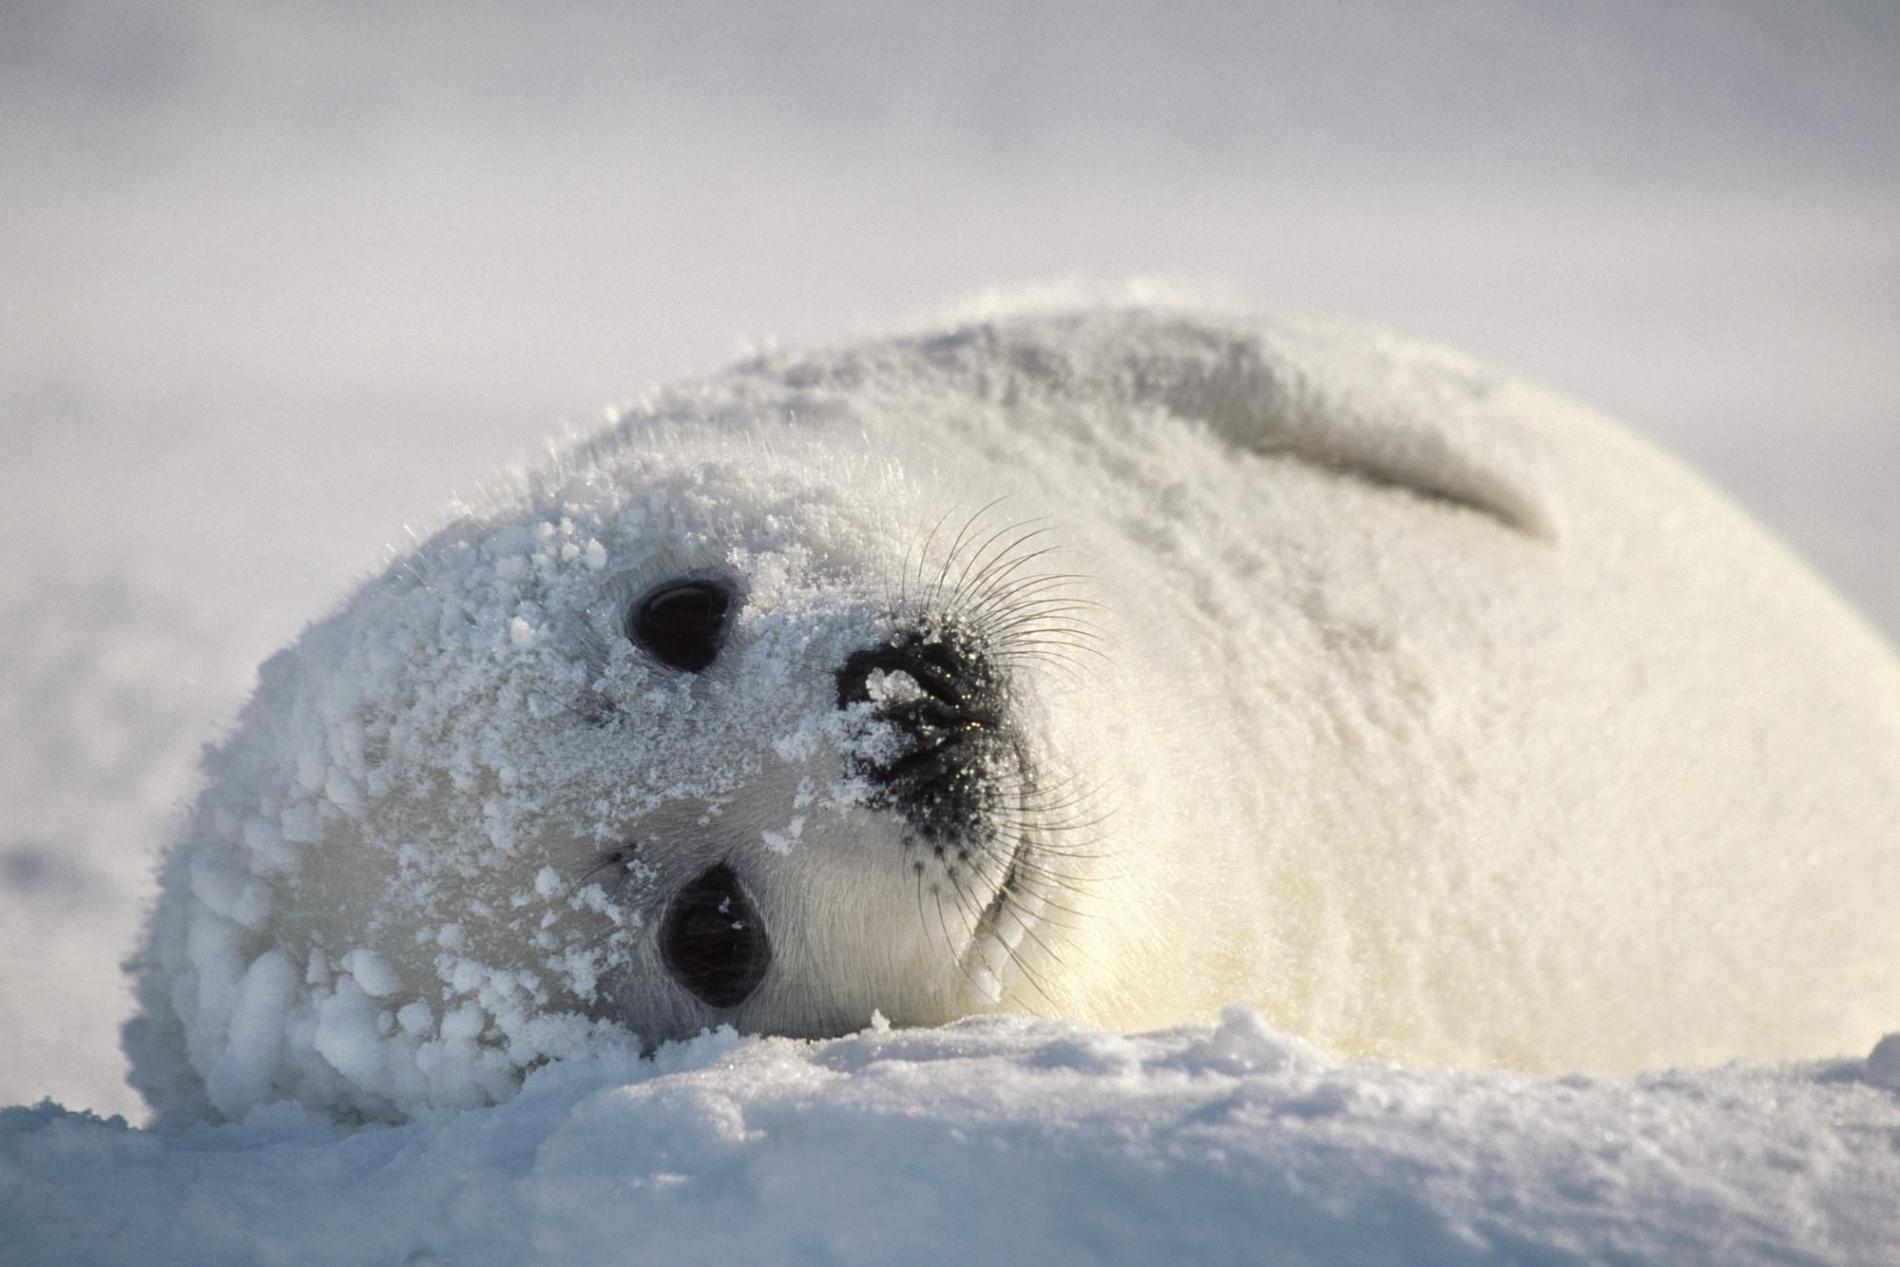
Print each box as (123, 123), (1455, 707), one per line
(126, 308), (1900, 1121)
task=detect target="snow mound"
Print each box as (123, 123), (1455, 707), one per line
(9, 1012), (1900, 1266)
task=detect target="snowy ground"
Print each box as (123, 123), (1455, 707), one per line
(3, 3), (1898, 1262)
(9, 1014), (1900, 1267)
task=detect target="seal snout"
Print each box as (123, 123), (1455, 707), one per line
(659, 864), (771, 1008)
(835, 628), (1011, 844)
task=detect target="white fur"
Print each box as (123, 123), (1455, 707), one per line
(127, 307), (1900, 1121)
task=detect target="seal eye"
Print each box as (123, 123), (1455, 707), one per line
(627, 579), (732, 672)
(660, 864), (771, 1009)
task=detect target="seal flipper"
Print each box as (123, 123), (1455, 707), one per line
(1113, 314), (1562, 539)
(966, 310), (1564, 540)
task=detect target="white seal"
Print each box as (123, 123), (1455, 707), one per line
(126, 307), (1900, 1121)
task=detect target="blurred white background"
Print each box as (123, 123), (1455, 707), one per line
(3, 1), (1895, 1118)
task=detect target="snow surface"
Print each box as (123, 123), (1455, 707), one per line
(8, 1012), (1900, 1266)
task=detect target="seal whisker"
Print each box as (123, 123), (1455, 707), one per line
(979, 799), (1115, 843)
(959, 542), (1068, 605)
(975, 602), (1103, 639)
(945, 867), (1062, 1013)
(980, 821), (1114, 859)
(946, 523), (1059, 618)
(950, 543), (1071, 618)
(995, 634), (1113, 662)
(929, 498), (1012, 609)
(968, 571), (1097, 612)
(977, 598), (1106, 627)
(932, 884), (989, 996)
(998, 778), (1117, 833)
(993, 888), (1080, 967)
(991, 651), (1101, 684)
(911, 856), (933, 956)
(904, 503), (963, 611)
(947, 518), (1054, 605)
(980, 885), (1084, 1013)
(965, 840), (1102, 911)
(975, 585), (1103, 618)
(978, 617), (1105, 654)
(1001, 936), (1081, 1015)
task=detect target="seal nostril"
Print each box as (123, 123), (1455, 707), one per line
(659, 864), (770, 1008)
(836, 629), (1000, 721)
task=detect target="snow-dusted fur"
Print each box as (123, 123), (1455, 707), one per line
(126, 308), (1900, 1122)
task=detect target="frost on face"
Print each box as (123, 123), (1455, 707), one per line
(133, 453), (918, 1123)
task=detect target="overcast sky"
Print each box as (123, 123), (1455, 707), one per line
(3, 0), (1896, 645)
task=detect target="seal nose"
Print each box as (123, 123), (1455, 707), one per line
(659, 864), (771, 1008)
(836, 628), (1009, 843)
(835, 629), (1003, 724)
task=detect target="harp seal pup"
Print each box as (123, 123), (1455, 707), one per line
(125, 307), (1900, 1122)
